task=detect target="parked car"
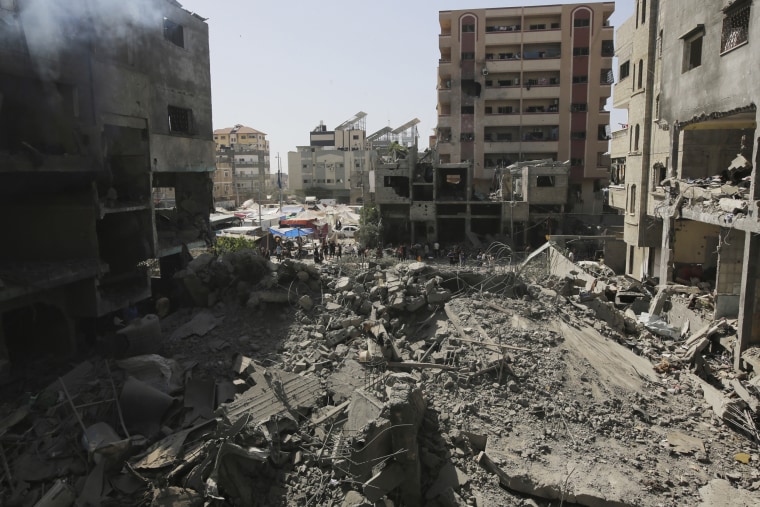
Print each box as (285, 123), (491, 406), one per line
(338, 225), (360, 238)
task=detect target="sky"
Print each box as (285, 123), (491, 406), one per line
(177, 0), (635, 174)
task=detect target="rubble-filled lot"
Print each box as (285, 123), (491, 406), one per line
(1, 247), (759, 506)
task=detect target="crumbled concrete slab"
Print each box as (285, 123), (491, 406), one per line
(219, 368), (322, 424)
(698, 479), (760, 507)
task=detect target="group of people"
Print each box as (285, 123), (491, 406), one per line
(313, 239), (342, 264)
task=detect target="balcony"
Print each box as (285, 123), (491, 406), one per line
(481, 114), (522, 127)
(522, 85), (560, 99)
(519, 113), (560, 126)
(519, 140), (559, 152)
(484, 141), (521, 153)
(484, 31), (522, 45)
(437, 115), (452, 128)
(522, 29), (562, 44)
(608, 185), (626, 210)
(483, 85), (522, 101)
(521, 58), (562, 72)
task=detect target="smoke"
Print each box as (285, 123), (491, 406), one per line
(17, 0), (172, 80)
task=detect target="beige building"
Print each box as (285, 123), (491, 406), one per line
(213, 125), (270, 206)
(608, 0), (760, 368)
(288, 113), (373, 204)
(437, 3), (615, 222)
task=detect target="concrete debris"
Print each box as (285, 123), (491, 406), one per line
(3, 242), (760, 506)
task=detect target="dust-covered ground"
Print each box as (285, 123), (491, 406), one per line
(0, 247), (758, 506)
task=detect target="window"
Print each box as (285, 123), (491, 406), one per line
(641, 0), (647, 24)
(572, 75), (588, 84)
(574, 18), (590, 27)
(530, 24), (546, 30)
(461, 106), (474, 114)
(571, 131), (587, 140)
(637, 60), (644, 88)
(721, 1), (750, 53)
(163, 18), (184, 48)
(536, 175), (555, 187)
(598, 125), (610, 140)
(167, 106), (192, 133)
(352, 134), (359, 140)
(683, 30), (703, 71)
(629, 184), (637, 214)
(573, 47), (589, 56)
(570, 158), (584, 167)
(619, 60), (630, 79)
(550, 22), (560, 29)
(634, 124), (641, 151)
(571, 103), (587, 112)
(462, 24), (475, 32)
(628, 245), (634, 274)
(461, 52), (475, 60)
(602, 40), (614, 57)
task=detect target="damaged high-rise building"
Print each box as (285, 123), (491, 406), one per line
(433, 3), (618, 246)
(608, 0), (760, 366)
(0, 0), (215, 369)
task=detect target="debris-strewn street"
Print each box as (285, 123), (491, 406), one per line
(1, 246), (759, 507)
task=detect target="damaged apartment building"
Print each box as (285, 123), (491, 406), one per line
(608, 0), (760, 367)
(427, 2), (619, 247)
(0, 0), (215, 371)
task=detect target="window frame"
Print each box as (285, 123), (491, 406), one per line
(721, 1), (751, 54)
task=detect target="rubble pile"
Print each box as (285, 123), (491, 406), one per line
(1, 248), (760, 506)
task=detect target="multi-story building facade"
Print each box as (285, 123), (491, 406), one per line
(213, 125), (270, 206)
(0, 0), (215, 365)
(288, 113), (373, 204)
(436, 2), (616, 237)
(609, 0), (760, 367)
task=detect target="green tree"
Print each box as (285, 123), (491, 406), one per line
(357, 204), (382, 248)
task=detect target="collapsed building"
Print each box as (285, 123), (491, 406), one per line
(374, 147), (583, 249)
(0, 0), (215, 373)
(608, 0), (760, 367)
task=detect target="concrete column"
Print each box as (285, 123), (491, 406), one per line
(734, 232), (760, 370)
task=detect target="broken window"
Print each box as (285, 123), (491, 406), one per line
(620, 60), (630, 79)
(536, 175), (555, 187)
(721, 1), (750, 53)
(168, 106), (193, 133)
(570, 158), (584, 167)
(461, 106), (474, 114)
(601, 40), (614, 57)
(163, 18), (185, 48)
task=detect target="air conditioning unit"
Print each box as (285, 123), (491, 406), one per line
(482, 67), (489, 76)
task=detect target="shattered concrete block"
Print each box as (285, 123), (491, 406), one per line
(114, 314), (162, 357)
(297, 271), (310, 282)
(427, 290), (452, 304)
(326, 328), (349, 347)
(406, 296), (426, 312)
(390, 295), (406, 311)
(336, 277), (352, 291)
(187, 253), (215, 273)
(298, 295), (314, 311)
(363, 463), (405, 503)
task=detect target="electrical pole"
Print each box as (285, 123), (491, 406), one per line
(276, 153), (283, 211)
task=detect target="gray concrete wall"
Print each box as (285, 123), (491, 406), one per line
(660, 0), (758, 124)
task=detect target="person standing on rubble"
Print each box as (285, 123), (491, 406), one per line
(434, 241), (440, 258)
